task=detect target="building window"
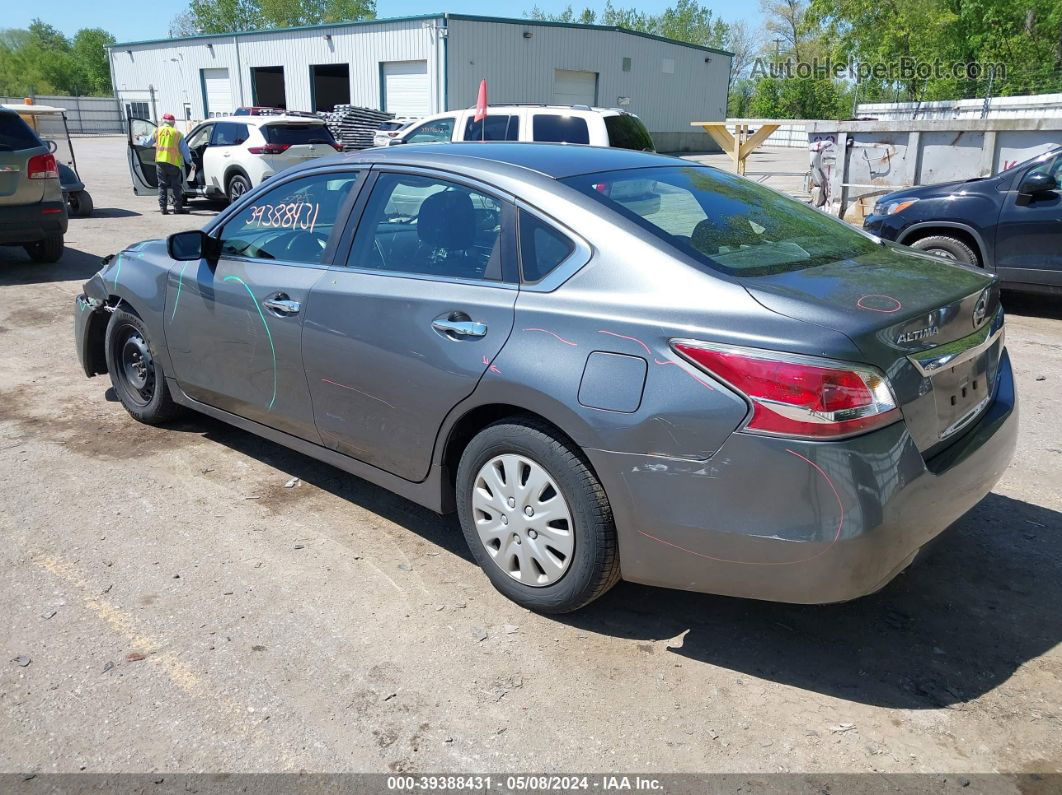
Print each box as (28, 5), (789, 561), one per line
(125, 101), (149, 120)
(622, 57), (632, 72)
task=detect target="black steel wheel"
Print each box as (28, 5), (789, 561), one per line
(104, 307), (183, 424)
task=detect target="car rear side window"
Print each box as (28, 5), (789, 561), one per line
(211, 122), (249, 146)
(532, 114), (590, 145)
(519, 212), (574, 283)
(463, 115), (519, 142)
(218, 172), (359, 264)
(264, 124), (336, 146)
(405, 117), (454, 143)
(0, 113), (42, 151)
(604, 114), (655, 151)
(346, 173), (506, 281)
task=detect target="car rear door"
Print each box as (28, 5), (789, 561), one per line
(994, 152), (1062, 288)
(203, 121), (249, 191)
(126, 117), (159, 196)
(302, 168), (519, 481)
(165, 167), (365, 440)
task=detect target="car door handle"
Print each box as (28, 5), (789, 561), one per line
(263, 296), (301, 316)
(432, 318), (488, 337)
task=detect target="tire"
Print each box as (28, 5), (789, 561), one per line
(104, 307), (183, 425)
(23, 234), (63, 263)
(226, 173), (252, 204)
(910, 235), (979, 265)
(69, 190), (94, 218)
(456, 418), (621, 613)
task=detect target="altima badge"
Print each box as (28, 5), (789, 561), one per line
(897, 326), (940, 343)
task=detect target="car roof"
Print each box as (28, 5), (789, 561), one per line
(206, 114), (326, 125)
(338, 142), (685, 180)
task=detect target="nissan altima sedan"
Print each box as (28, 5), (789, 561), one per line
(74, 143), (1017, 613)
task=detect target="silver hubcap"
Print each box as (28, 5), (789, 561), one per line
(472, 454), (574, 587)
(928, 247), (957, 261)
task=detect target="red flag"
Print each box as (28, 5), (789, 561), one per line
(474, 79), (487, 122)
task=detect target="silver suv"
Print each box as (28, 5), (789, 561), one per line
(0, 107), (67, 263)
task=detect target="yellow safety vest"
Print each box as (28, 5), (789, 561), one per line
(155, 125), (184, 167)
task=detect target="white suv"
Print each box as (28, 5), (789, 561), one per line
(389, 105), (655, 151)
(127, 115), (340, 204)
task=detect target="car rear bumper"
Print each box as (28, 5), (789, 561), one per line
(0, 201), (68, 244)
(588, 348), (1018, 604)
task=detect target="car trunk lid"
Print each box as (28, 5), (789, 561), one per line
(743, 244), (1004, 456)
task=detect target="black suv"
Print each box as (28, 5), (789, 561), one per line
(863, 147), (1061, 294)
(0, 107), (67, 262)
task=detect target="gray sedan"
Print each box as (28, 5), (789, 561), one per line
(75, 143), (1017, 613)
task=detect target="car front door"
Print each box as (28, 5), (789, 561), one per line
(165, 168), (364, 440)
(184, 123), (213, 189)
(994, 153), (1062, 287)
(302, 169), (518, 481)
(126, 117), (159, 195)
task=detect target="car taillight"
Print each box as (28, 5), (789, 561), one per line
(329, 142), (341, 150)
(672, 341), (900, 439)
(247, 144), (290, 154)
(28, 153), (58, 179)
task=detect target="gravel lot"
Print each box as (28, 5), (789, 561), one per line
(1, 137), (1060, 774)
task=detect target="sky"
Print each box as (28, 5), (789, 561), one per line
(5, 0), (763, 43)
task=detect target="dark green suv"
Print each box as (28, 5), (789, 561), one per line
(0, 107), (67, 263)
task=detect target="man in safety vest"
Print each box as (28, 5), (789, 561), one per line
(142, 113), (192, 215)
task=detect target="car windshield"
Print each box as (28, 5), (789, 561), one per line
(264, 124), (336, 146)
(561, 166), (880, 276)
(0, 112), (43, 152)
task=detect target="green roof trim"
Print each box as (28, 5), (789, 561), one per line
(110, 12), (734, 58)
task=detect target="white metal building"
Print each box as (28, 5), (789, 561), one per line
(108, 13), (732, 151)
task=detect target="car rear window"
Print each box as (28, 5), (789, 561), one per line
(463, 115), (519, 142)
(604, 114), (655, 152)
(0, 112), (43, 152)
(532, 114), (590, 145)
(561, 166), (880, 277)
(264, 123), (336, 146)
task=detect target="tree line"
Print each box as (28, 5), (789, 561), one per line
(0, 21), (114, 97)
(530, 0), (1062, 119)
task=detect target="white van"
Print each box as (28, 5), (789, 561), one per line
(388, 105), (656, 151)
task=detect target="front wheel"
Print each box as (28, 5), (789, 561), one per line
(910, 235), (978, 266)
(456, 419), (621, 613)
(104, 308), (183, 425)
(226, 173), (252, 203)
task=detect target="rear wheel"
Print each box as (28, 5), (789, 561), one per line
(226, 173), (251, 203)
(104, 308), (183, 425)
(910, 235), (978, 265)
(456, 419), (621, 613)
(68, 190), (94, 218)
(24, 234), (63, 263)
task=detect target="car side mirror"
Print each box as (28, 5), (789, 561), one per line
(1018, 171), (1058, 197)
(168, 230), (220, 261)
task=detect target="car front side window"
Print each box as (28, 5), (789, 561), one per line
(346, 172), (506, 281)
(218, 171), (359, 264)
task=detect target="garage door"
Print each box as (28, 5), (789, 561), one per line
(381, 61), (429, 117)
(553, 70), (597, 106)
(202, 68), (232, 117)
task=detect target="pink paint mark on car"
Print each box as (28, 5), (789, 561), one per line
(857, 294), (903, 313)
(638, 448), (845, 565)
(598, 329), (651, 355)
(524, 328), (578, 346)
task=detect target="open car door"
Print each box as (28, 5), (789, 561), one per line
(127, 117), (159, 196)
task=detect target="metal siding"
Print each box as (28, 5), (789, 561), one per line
(109, 19), (441, 121)
(444, 19), (731, 134)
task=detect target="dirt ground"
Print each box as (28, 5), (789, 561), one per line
(1, 138), (1060, 775)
